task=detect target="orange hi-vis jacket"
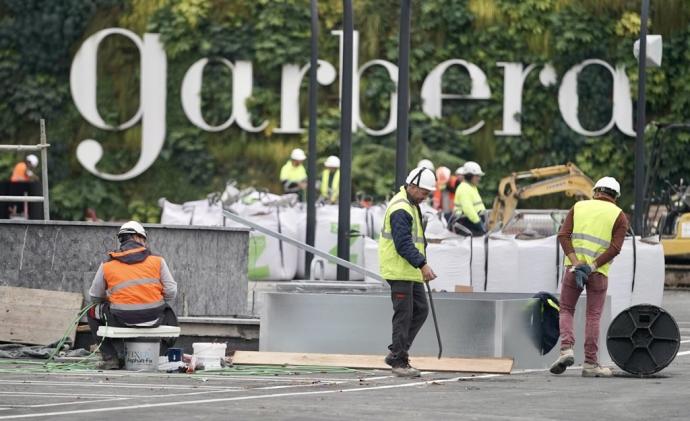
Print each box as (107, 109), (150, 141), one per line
(10, 162), (30, 182)
(103, 247), (165, 312)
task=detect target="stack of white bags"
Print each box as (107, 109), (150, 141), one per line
(160, 197), (664, 317)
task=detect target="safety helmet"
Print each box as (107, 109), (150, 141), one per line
(463, 161), (485, 176)
(324, 155), (340, 169)
(417, 159), (435, 171)
(593, 176), (621, 198)
(118, 221), (147, 239)
(290, 148), (307, 161)
(406, 167), (437, 191)
(455, 165), (466, 175)
(26, 154), (39, 167)
(436, 166), (451, 185)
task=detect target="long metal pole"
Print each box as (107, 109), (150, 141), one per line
(305, 0), (319, 278)
(336, 0), (353, 281)
(394, 0), (411, 188)
(223, 210), (384, 282)
(633, 0), (649, 234)
(39, 119), (50, 220)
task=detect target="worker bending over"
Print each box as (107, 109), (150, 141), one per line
(550, 177), (628, 378)
(453, 161), (486, 235)
(379, 167), (438, 377)
(320, 155), (340, 204)
(280, 148), (308, 199)
(10, 154), (39, 182)
(87, 221), (178, 370)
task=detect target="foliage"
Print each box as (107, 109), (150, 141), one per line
(1, 0), (690, 221)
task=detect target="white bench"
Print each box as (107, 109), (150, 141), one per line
(96, 325), (181, 371)
(96, 325), (181, 338)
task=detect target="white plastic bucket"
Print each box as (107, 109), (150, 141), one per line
(192, 342), (227, 370)
(124, 340), (160, 372)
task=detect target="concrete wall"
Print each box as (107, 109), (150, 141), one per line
(0, 220), (249, 317)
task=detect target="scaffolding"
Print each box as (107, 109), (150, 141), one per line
(0, 119), (50, 219)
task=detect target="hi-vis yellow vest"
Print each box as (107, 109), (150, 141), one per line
(280, 162), (307, 183)
(454, 182), (485, 223)
(378, 187), (426, 282)
(564, 199), (622, 276)
(320, 169), (340, 202)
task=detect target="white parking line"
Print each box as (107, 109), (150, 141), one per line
(677, 350), (690, 356)
(0, 374), (503, 419)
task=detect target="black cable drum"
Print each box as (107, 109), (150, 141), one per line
(607, 304), (680, 376)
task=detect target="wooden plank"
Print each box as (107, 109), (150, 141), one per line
(454, 285), (474, 293)
(0, 286), (83, 346)
(232, 351), (513, 374)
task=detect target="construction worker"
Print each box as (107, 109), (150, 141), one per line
(280, 148), (308, 199)
(87, 221), (178, 370)
(320, 155), (340, 204)
(550, 177), (628, 378)
(432, 166), (453, 212)
(453, 161), (486, 235)
(10, 154), (38, 182)
(379, 167), (438, 377)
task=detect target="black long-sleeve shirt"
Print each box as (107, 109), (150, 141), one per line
(390, 208), (427, 269)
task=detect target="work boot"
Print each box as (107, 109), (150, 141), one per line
(384, 352), (397, 367)
(391, 360), (421, 378)
(549, 348), (574, 375)
(96, 356), (121, 370)
(582, 362), (613, 378)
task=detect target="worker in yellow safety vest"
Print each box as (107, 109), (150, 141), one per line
(379, 167), (438, 377)
(280, 148), (308, 200)
(453, 161), (486, 235)
(320, 155), (340, 204)
(87, 221), (178, 370)
(550, 177), (628, 378)
(10, 154), (39, 182)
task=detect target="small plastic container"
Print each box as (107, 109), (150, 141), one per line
(192, 342), (227, 370)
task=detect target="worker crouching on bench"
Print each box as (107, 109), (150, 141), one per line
(379, 167), (438, 377)
(87, 221), (178, 370)
(550, 177), (628, 378)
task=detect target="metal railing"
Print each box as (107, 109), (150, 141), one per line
(0, 119), (50, 219)
(223, 209), (384, 283)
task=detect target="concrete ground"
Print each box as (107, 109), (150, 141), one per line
(1, 290), (689, 420)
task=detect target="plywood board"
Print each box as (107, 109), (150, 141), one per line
(0, 286), (83, 346)
(233, 351), (513, 374)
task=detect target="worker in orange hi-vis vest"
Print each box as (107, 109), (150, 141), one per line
(87, 221), (178, 370)
(10, 154), (39, 182)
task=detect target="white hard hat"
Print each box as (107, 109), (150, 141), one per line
(26, 154), (39, 167)
(405, 167), (437, 191)
(290, 148), (307, 161)
(324, 155), (340, 168)
(417, 159), (435, 171)
(455, 165), (466, 175)
(463, 161), (485, 176)
(118, 221), (147, 239)
(593, 176), (621, 197)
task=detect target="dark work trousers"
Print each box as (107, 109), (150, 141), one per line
(387, 280), (429, 365)
(87, 303), (178, 359)
(456, 216), (486, 236)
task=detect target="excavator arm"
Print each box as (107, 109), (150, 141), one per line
(488, 163), (594, 230)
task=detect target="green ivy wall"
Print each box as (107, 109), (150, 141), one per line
(1, 0), (689, 221)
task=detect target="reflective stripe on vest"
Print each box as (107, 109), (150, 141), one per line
(564, 199), (621, 276)
(378, 187), (425, 282)
(103, 255), (164, 308)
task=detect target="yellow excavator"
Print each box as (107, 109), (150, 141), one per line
(487, 163), (594, 231)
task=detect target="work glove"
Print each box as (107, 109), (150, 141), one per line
(572, 264), (593, 289)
